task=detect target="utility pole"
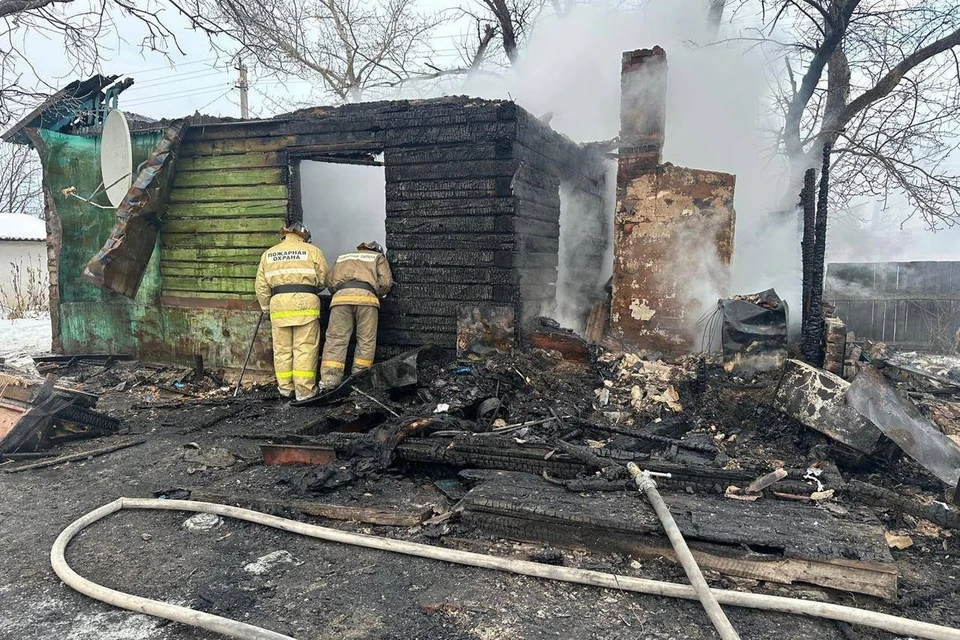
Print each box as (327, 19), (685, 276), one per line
(236, 63), (249, 119)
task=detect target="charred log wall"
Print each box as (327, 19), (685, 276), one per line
(156, 97), (598, 366)
(514, 110), (610, 332)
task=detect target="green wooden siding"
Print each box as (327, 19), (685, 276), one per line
(38, 129), (164, 355)
(160, 145), (287, 300)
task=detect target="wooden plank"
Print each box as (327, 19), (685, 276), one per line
(169, 184), (287, 203)
(176, 152), (283, 171)
(180, 135), (297, 156)
(161, 247), (266, 262)
(386, 216), (512, 235)
(385, 159), (517, 182)
(161, 261), (258, 279)
(394, 283), (501, 300)
(172, 167), (285, 188)
(184, 103), (514, 141)
(386, 142), (512, 165)
(469, 511), (897, 600)
(386, 196), (516, 216)
(462, 472), (897, 600)
(166, 200), (288, 218)
(190, 491), (433, 527)
(160, 290), (255, 301)
(389, 233), (514, 252)
(163, 232), (277, 249)
(5, 440), (147, 473)
(391, 266), (518, 285)
(389, 249), (496, 268)
(379, 329), (456, 347)
(163, 275), (255, 294)
(164, 217), (284, 234)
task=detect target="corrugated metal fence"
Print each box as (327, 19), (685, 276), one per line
(825, 261), (960, 348)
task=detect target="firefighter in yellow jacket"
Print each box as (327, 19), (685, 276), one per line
(320, 241), (393, 389)
(255, 222), (328, 401)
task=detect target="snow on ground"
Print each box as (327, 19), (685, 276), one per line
(0, 314), (51, 371)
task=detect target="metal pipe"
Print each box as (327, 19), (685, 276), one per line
(51, 498), (960, 640)
(627, 462), (741, 640)
(234, 311), (264, 398)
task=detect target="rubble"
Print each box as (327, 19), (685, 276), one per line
(526, 317), (591, 364)
(456, 306), (516, 358)
(717, 288), (788, 374)
(8, 315), (960, 635)
(823, 316), (847, 375)
(461, 471), (897, 599)
(846, 365), (960, 489)
(772, 359), (895, 459)
(0, 373), (120, 455)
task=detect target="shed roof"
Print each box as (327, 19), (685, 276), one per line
(0, 213), (45, 241)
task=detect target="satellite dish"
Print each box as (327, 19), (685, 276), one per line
(100, 109), (133, 208)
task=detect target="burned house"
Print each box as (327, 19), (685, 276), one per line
(8, 93), (609, 373)
(8, 46), (743, 374)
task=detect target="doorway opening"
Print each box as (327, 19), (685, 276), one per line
(298, 159), (387, 262)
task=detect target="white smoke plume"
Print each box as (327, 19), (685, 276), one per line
(441, 3), (793, 335)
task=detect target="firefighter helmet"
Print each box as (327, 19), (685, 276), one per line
(282, 221), (311, 242)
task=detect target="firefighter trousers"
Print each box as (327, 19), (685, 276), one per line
(320, 305), (378, 387)
(272, 319), (320, 400)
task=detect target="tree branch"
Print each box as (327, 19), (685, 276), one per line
(832, 26), (960, 135)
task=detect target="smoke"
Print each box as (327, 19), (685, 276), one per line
(403, 1), (959, 340)
(426, 2), (796, 335)
(552, 165), (617, 332)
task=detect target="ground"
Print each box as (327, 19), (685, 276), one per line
(1, 334), (959, 639)
(0, 314), (51, 370)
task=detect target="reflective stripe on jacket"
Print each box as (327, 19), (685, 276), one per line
(255, 234), (329, 327)
(327, 249), (393, 308)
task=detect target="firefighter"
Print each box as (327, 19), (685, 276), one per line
(319, 241), (393, 389)
(254, 222), (328, 401)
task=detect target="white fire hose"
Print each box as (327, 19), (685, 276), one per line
(52, 498), (960, 640)
(627, 462), (740, 640)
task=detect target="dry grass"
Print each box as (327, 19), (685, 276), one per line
(0, 255), (48, 319)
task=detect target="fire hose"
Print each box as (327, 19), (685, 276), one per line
(627, 462), (740, 640)
(52, 498), (960, 640)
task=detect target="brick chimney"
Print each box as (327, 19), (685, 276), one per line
(619, 46), (667, 178)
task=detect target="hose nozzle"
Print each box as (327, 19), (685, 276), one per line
(626, 462), (672, 492)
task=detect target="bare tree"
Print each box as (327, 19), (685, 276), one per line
(197, 0), (443, 103)
(730, 0), (960, 228)
(0, 141), (41, 216)
(0, 0), (225, 126)
(705, 0), (725, 38)
(461, 0), (553, 66)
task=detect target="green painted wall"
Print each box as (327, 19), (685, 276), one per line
(162, 129), (288, 300)
(38, 129), (163, 356)
(35, 128), (277, 371)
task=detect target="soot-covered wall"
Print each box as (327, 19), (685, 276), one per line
(158, 96), (609, 366)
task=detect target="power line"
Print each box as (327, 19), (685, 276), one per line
(122, 56), (221, 75)
(121, 84), (234, 107)
(196, 89), (235, 114)
(124, 71), (227, 92)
